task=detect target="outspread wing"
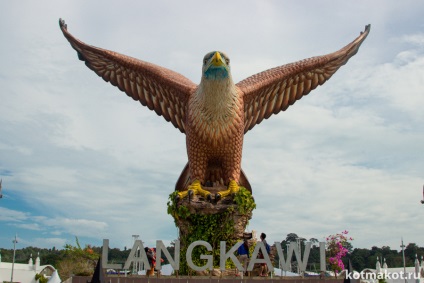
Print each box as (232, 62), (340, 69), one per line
(59, 19), (197, 133)
(238, 25), (370, 134)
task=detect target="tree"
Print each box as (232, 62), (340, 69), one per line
(309, 238), (319, 247)
(404, 243), (419, 262)
(351, 254), (366, 271)
(285, 233), (299, 243)
(351, 248), (370, 271)
(57, 237), (100, 281)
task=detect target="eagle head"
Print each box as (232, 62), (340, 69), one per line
(202, 51), (231, 80)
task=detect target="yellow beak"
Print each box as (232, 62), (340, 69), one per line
(211, 51), (224, 67)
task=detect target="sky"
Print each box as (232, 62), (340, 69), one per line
(0, 0), (423, 255)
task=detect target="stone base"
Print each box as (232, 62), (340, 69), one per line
(168, 185), (256, 275)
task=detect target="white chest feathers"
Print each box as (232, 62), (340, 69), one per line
(189, 80), (243, 145)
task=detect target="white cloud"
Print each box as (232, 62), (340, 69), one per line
(0, 207), (29, 222)
(45, 218), (109, 237)
(15, 223), (43, 231)
(399, 33), (424, 47)
(0, 143), (32, 156)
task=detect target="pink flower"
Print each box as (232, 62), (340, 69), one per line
(325, 231), (353, 272)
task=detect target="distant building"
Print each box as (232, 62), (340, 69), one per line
(0, 252), (57, 283)
(360, 256), (424, 283)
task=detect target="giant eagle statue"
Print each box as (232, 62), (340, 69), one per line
(59, 19), (370, 201)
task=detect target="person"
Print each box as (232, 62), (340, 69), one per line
(145, 247), (155, 276)
(259, 232), (269, 277)
(237, 239), (250, 276)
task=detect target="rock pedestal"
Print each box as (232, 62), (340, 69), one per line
(174, 186), (252, 241)
(168, 185), (255, 274)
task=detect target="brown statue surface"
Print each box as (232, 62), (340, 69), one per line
(59, 19), (370, 201)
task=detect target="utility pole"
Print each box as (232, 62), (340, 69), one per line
(401, 238), (407, 283)
(10, 234), (18, 283)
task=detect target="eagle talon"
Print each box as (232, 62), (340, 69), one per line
(177, 180), (213, 201)
(216, 180), (240, 199)
(176, 190), (190, 202)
